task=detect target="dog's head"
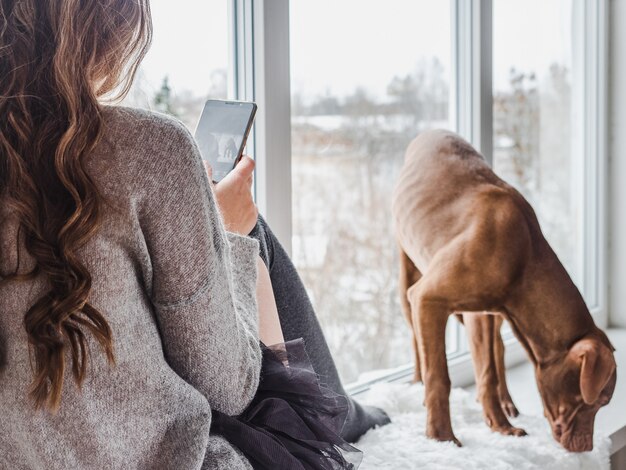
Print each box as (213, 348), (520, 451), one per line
(535, 333), (616, 452)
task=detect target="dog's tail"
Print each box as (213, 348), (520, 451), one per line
(398, 244), (423, 383)
(398, 244), (421, 323)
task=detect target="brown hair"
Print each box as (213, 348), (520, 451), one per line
(0, 0), (152, 411)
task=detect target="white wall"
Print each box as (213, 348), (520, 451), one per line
(609, 0), (626, 327)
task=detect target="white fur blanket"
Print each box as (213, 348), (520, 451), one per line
(355, 383), (610, 470)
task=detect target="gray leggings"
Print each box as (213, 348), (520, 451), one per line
(249, 216), (389, 442)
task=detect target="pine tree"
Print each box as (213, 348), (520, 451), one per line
(154, 76), (178, 116)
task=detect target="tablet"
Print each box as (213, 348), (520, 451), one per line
(194, 100), (257, 183)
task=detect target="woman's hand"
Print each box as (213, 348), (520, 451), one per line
(204, 156), (258, 235)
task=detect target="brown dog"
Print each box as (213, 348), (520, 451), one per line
(392, 130), (616, 452)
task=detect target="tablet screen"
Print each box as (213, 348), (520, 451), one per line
(194, 100), (256, 182)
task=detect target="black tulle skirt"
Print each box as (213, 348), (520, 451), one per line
(210, 339), (363, 470)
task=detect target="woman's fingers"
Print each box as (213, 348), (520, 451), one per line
(213, 155), (258, 235)
(235, 156), (254, 188)
(235, 156), (255, 179)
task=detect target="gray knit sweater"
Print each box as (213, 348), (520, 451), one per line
(0, 106), (261, 469)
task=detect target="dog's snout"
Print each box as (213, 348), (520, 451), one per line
(554, 423), (563, 440)
(562, 433), (593, 453)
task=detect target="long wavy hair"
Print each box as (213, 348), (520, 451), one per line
(0, 0), (152, 412)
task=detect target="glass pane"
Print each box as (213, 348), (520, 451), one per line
(493, 0), (581, 287)
(121, 0), (230, 131)
(290, 0), (452, 384)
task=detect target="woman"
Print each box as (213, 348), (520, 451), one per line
(0, 1), (388, 469)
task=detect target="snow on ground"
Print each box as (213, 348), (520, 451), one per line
(355, 383), (610, 470)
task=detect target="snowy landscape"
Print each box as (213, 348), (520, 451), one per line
(122, 0), (577, 385)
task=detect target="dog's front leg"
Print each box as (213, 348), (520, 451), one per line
(464, 313), (526, 437)
(493, 315), (519, 418)
(408, 285), (460, 446)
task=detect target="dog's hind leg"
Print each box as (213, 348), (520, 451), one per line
(464, 313), (526, 437)
(493, 315), (519, 417)
(407, 283), (460, 446)
(398, 245), (422, 383)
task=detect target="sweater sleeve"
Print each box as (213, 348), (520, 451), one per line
(137, 115), (262, 416)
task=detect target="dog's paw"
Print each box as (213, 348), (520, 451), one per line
(500, 399), (520, 418)
(426, 428), (463, 447)
(494, 425), (527, 437)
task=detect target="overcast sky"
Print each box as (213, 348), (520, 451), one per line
(139, 0), (573, 100)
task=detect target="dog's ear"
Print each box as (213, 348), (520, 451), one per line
(569, 338), (616, 405)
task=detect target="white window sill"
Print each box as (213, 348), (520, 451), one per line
(347, 333), (528, 395)
(350, 328), (626, 459)
(466, 328), (626, 457)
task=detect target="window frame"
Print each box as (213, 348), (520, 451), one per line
(579, 0), (609, 325)
(230, 0), (609, 390)
(229, 0), (293, 253)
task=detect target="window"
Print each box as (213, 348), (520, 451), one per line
(289, 0), (453, 384)
(491, 0), (607, 318)
(122, 0), (230, 130)
(493, 0), (581, 285)
(126, 0), (607, 388)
